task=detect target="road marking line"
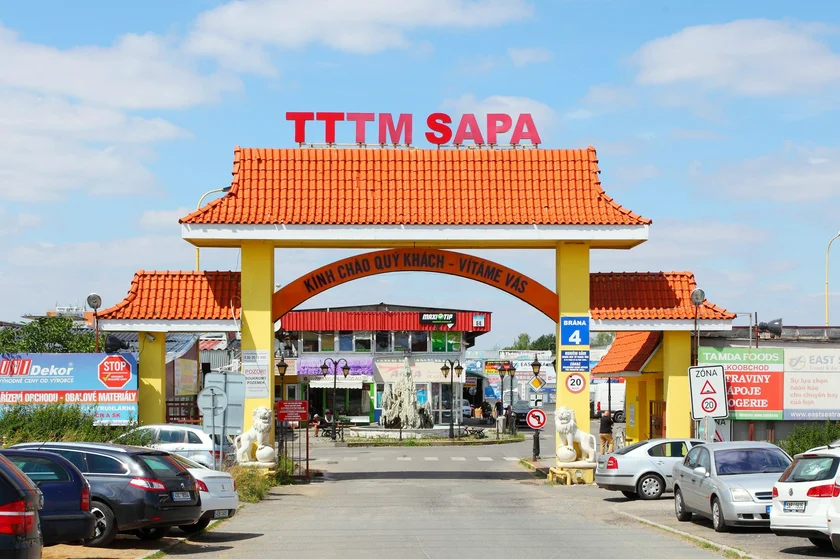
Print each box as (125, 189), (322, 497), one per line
(397, 456), (411, 461)
(503, 457), (519, 461)
(451, 457), (466, 461)
(477, 457), (493, 461)
(344, 457), (358, 461)
(369, 457), (385, 461)
(424, 456), (439, 461)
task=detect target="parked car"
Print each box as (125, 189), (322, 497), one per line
(511, 400), (533, 425)
(595, 439), (707, 500)
(0, 449), (95, 546)
(770, 449), (840, 551)
(12, 442), (202, 547)
(673, 441), (792, 532)
(0, 453), (43, 558)
(119, 424), (233, 469)
(167, 454), (238, 533)
(462, 401), (473, 418)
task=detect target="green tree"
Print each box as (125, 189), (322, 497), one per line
(590, 332), (616, 347)
(503, 332), (531, 350)
(0, 317), (98, 354)
(529, 334), (556, 352)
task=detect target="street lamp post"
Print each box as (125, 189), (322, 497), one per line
(320, 358), (350, 441)
(440, 359), (464, 439)
(194, 186), (231, 271)
(530, 355), (542, 460)
(827, 232), (840, 328)
(504, 363), (515, 434)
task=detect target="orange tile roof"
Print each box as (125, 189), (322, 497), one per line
(179, 147), (651, 227)
(590, 272), (735, 320)
(98, 271), (241, 321)
(592, 332), (662, 374)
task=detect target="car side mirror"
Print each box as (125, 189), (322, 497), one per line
(693, 466), (708, 477)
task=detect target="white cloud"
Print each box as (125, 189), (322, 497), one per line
(610, 164), (660, 184)
(633, 19), (840, 97)
(700, 144), (840, 202)
(139, 207), (194, 231)
(564, 85), (636, 120)
(0, 207), (42, 236)
(440, 94), (556, 143)
(186, 0), (534, 74)
(507, 47), (551, 67)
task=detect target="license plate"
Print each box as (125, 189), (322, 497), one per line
(766, 505), (772, 514)
(784, 501), (806, 513)
(172, 491), (192, 502)
(213, 510), (229, 519)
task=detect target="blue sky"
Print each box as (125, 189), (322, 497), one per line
(2, 0), (840, 349)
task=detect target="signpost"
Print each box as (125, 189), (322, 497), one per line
(688, 365), (729, 420)
(526, 408), (546, 461)
(197, 386), (228, 470)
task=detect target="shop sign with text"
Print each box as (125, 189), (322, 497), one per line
(698, 348), (784, 420)
(286, 112), (541, 146)
(784, 348), (840, 420)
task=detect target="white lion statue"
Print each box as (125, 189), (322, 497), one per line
(234, 406), (273, 464)
(555, 406), (597, 463)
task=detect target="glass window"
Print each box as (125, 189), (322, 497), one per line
(51, 450), (86, 473)
(684, 446), (702, 468)
(339, 331), (353, 352)
(779, 457), (840, 483)
(416, 384), (428, 405)
(375, 332), (391, 352)
(157, 428), (186, 444)
(140, 454), (188, 476)
(446, 332), (461, 352)
(187, 431), (203, 445)
(394, 331), (410, 352)
(433, 383), (441, 409)
(86, 453), (129, 475)
(431, 332), (447, 352)
(615, 441), (648, 456)
(354, 332), (371, 353)
(301, 332), (319, 352)
(714, 448), (790, 475)
(441, 383), (452, 410)
(648, 442), (688, 458)
(9, 456), (70, 482)
(320, 332), (335, 352)
(376, 384), (385, 408)
(411, 332), (428, 352)
(696, 448), (712, 471)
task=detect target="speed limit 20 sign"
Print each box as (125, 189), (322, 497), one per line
(565, 373), (586, 394)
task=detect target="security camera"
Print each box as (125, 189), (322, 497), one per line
(145, 333), (156, 343)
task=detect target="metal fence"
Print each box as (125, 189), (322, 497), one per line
(276, 420), (310, 480)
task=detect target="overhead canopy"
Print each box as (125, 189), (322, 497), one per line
(308, 378), (364, 389)
(591, 332), (662, 377)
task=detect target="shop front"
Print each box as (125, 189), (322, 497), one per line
(296, 356), (374, 424)
(374, 357), (466, 426)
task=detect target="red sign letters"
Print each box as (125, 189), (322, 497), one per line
(286, 112), (541, 146)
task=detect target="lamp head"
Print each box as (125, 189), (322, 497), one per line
(320, 363), (329, 377)
(341, 363), (351, 378)
(531, 355), (541, 376)
(276, 356), (288, 378)
(441, 364), (450, 378)
(454, 363), (464, 377)
(221, 185), (232, 193)
(690, 288), (706, 307)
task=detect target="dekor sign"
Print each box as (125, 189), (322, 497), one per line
(286, 112), (541, 146)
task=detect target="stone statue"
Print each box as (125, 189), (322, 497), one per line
(234, 406), (274, 464)
(381, 358), (432, 429)
(555, 406), (597, 464)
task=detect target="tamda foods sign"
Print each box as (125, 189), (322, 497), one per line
(286, 111), (541, 146)
(699, 348), (784, 420)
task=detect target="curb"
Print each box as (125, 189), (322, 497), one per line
(614, 509), (765, 559)
(519, 458), (551, 478)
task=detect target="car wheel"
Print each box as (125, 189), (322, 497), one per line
(85, 501), (118, 547)
(674, 489), (692, 521)
(621, 491), (639, 500)
(711, 497), (728, 532)
(613, 411), (625, 423)
(135, 527), (171, 540)
(179, 518), (211, 534)
(809, 537), (833, 550)
(637, 473), (664, 500)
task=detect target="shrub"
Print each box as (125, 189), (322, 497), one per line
(229, 466), (273, 503)
(777, 421), (840, 457)
(0, 404), (150, 447)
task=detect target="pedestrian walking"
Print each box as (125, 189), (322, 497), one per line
(599, 410), (614, 454)
(494, 399), (503, 418)
(313, 414), (321, 437)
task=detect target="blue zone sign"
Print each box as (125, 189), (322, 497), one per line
(560, 316), (590, 346)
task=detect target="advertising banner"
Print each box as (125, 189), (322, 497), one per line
(375, 359), (464, 383)
(698, 348), (784, 420)
(296, 356), (374, 377)
(0, 353), (138, 425)
(174, 359), (198, 396)
(241, 350), (270, 398)
(783, 348), (840, 420)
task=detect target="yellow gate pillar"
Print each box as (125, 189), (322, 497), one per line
(240, 241), (276, 446)
(138, 331), (166, 425)
(663, 331), (691, 438)
(624, 376), (639, 443)
(555, 242), (591, 465)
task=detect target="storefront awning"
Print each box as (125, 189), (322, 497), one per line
(591, 331), (662, 377)
(309, 378), (364, 389)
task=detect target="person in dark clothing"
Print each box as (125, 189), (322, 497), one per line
(494, 400), (503, 419)
(599, 410), (614, 454)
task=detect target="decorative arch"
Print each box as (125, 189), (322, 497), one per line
(272, 248), (557, 322)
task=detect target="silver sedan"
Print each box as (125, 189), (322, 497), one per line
(595, 438), (707, 500)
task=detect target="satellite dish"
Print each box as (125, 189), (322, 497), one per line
(86, 293), (102, 310)
(690, 288), (705, 307)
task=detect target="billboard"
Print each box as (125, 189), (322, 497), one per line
(0, 353), (138, 425)
(698, 347), (784, 420)
(783, 348), (840, 420)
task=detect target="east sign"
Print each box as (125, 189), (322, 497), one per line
(286, 112), (542, 146)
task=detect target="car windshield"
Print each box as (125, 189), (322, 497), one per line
(714, 448), (791, 475)
(779, 456), (840, 483)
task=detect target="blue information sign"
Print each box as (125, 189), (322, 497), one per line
(561, 316), (590, 346)
(560, 350), (590, 372)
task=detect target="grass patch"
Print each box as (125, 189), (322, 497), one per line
(0, 404), (151, 447)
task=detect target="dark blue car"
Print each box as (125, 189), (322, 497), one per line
(0, 449), (95, 546)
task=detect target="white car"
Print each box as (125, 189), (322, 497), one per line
(770, 449), (840, 551)
(125, 424), (233, 469)
(169, 453), (239, 533)
(462, 401), (473, 418)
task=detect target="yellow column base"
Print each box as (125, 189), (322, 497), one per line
(664, 331), (692, 438)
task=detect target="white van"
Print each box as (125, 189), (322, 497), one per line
(591, 381), (625, 423)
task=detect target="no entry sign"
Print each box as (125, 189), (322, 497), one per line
(526, 408), (547, 430)
(688, 365), (728, 420)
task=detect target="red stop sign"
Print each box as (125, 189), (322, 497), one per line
(98, 355), (132, 389)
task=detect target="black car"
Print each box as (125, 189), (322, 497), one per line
(0, 449), (95, 546)
(511, 400), (534, 425)
(0, 453), (43, 558)
(12, 442), (202, 547)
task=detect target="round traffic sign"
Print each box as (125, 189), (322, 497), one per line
(565, 373), (586, 394)
(701, 397), (717, 413)
(197, 386), (228, 416)
(526, 408), (547, 429)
